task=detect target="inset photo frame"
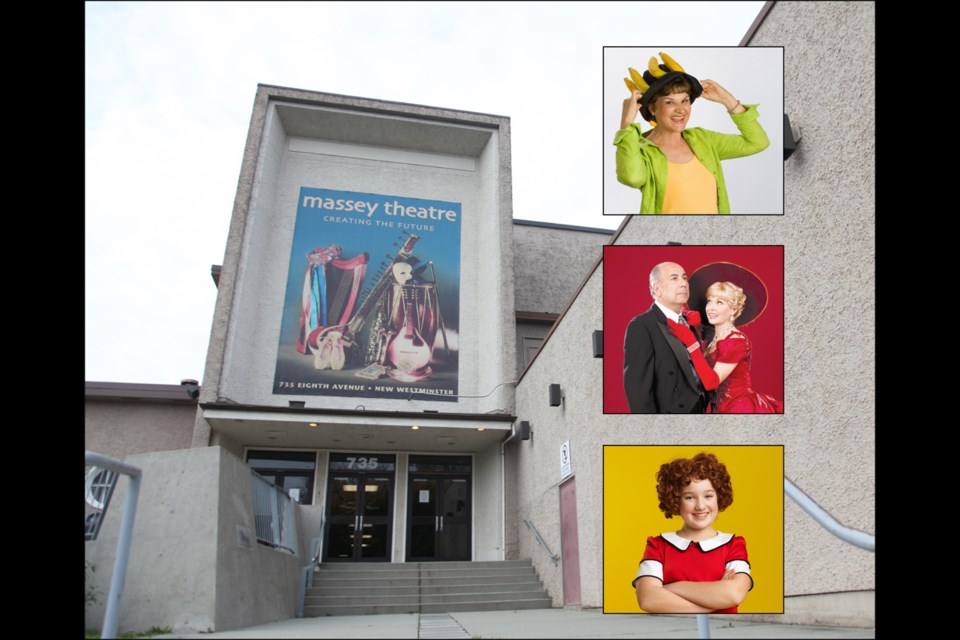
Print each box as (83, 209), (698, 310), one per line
(603, 46), (784, 215)
(603, 245), (784, 414)
(603, 445), (784, 614)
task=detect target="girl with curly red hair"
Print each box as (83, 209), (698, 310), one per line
(632, 452), (753, 612)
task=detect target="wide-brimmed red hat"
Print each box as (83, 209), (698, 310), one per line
(688, 262), (768, 328)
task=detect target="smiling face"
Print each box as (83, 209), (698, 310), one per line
(706, 295), (735, 326)
(705, 282), (745, 325)
(678, 477), (719, 538)
(650, 91), (691, 134)
(651, 262), (689, 313)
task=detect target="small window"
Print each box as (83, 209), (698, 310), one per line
(246, 450), (317, 505)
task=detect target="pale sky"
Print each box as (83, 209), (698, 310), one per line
(85, 1), (765, 384)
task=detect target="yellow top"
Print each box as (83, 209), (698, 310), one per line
(662, 156), (719, 214)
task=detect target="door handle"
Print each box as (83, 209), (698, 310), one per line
(439, 516), (444, 531)
(435, 515), (439, 531)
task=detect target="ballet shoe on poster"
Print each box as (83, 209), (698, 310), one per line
(330, 334), (345, 371)
(313, 337), (332, 370)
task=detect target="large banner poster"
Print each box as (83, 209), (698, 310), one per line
(273, 187), (461, 402)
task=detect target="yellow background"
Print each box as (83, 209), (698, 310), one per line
(603, 445), (783, 614)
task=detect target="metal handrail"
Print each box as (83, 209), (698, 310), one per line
(694, 477), (876, 639)
(250, 470), (298, 554)
(296, 516), (324, 618)
(784, 477), (875, 551)
(523, 519), (559, 566)
(85, 451), (142, 640)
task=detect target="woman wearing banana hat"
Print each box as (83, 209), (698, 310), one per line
(614, 52), (769, 214)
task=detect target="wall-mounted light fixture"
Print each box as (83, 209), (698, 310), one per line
(592, 330), (603, 358)
(181, 378), (200, 400)
(549, 384), (563, 407)
(519, 420), (531, 441)
(784, 113), (800, 160)
(667, 241), (682, 246)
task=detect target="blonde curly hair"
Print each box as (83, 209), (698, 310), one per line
(705, 281), (746, 320)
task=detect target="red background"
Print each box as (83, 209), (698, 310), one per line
(602, 245), (784, 414)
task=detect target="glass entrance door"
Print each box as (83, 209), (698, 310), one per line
(406, 455), (471, 561)
(323, 454), (395, 562)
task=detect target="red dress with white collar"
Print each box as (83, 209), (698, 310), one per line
(706, 329), (783, 414)
(632, 531), (752, 613)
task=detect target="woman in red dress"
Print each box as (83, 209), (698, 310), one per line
(701, 281), (783, 414)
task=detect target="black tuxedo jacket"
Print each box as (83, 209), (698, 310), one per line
(623, 303), (704, 413)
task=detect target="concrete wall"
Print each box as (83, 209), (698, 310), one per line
(85, 448), (221, 633)
(512, 222), (611, 315)
(512, 1), (875, 624)
(85, 399), (196, 460)
(85, 447), (302, 634)
(214, 447), (302, 631)
(514, 268), (606, 610)
(197, 87), (516, 435)
(474, 443), (504, 561)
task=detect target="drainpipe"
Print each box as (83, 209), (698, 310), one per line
(500, 424), (519, 560)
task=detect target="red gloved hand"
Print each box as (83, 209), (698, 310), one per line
(667, 318), (698, 348)
(667, 319), (719, 391)
(683, 310), (702, 327)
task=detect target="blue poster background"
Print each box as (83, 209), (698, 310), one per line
(273, 187), (461, 401)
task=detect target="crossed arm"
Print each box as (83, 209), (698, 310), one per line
(635, 569), (751, 613)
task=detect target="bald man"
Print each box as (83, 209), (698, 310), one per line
(623, 262), (708, 413)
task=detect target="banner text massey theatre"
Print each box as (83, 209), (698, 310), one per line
(273, 187), (462, 402)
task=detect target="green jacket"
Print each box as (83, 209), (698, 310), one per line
(613, 104), (770, 214)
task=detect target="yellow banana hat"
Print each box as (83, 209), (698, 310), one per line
(626, 51), (703, 125)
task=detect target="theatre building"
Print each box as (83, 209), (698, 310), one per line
(85, 85), (616, 632)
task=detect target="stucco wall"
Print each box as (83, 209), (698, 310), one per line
(512, 222), (611, 314)
(514, 268), (606, 609)
(474, 443), (504, 561)
(514, 1), (875, 619)
(199, 87), (516, 431)
(85, 399), (196, 460)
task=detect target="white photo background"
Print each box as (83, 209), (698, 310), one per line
(602, 46), (784, 215)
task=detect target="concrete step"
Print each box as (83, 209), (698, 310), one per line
(307, 585), (421, 598)
(305, 593), (421, 607)
(420, 573), (539, 587)
(418, 566), (537, 578)
(313, 574), (420, 589)
(416, 560), (534, 570)
(308, 580), (544, 598)
(305, 597), (554, 617)
(315, 560), (533, 571)
(303, 603), (420, 616)
(312, 570), (538, 586)
(420, 589), (549, 605)
(311, 571), (419, 583)
(420, 597), (553, 613)
(302, 560), (552, 617)
(419, 581), (545, 595)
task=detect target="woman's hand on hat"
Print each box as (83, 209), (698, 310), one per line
(621, 90), (643, 130)
(700, 80), (745, 113)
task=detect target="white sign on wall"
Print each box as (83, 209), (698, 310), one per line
(560, 440), (572, 480)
